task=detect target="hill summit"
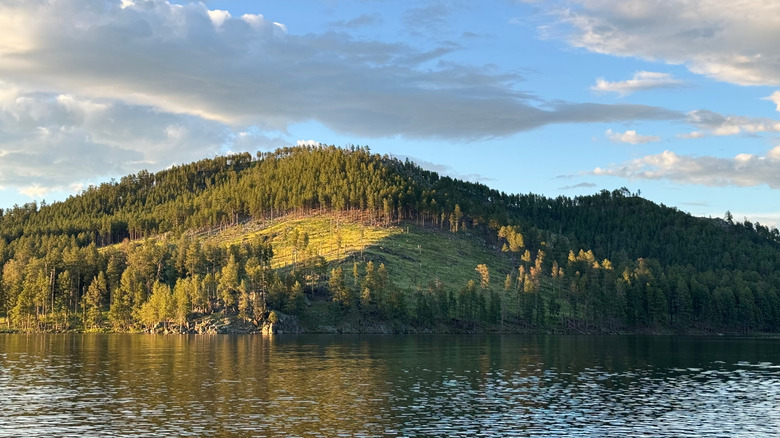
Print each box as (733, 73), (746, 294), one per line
(1, 145), (779, 334)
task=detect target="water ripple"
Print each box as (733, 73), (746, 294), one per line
(1, 335), (779, 437)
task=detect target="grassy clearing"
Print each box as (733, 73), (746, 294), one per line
(207, 212), (513, 294)
(215, 213), (400, 269)
(356, 224), (511, 293)
(105, 212), (514, 299)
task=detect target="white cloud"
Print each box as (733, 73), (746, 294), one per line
(606, 128), (660, 144)
(18, 184), (50, 199)
(207, 9), (231, 28)
(296, 140), (322, 147)
(686, 110), (780, 137)
(0, 84), (230, 194)
(592, 71), (683, 95)
(557, 0), (780, 86)
(593, 146), (780, 188)
(241, 13), (265, 29)
(273, 22), (288, 35)
(765, 91), (780, 111)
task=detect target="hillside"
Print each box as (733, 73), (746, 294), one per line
(1, 145), (780, 334)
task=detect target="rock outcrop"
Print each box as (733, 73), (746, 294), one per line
(260, 312), (302, 335)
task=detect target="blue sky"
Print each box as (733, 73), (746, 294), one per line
(0, 0), (779, 227)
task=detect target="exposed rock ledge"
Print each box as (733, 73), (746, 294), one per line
(191, 312), (302, 335)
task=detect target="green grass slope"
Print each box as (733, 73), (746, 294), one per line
(207, 212), (509, 294)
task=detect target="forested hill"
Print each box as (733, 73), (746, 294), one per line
(2, 145), (776, 273)
(1, 145), (780, 334)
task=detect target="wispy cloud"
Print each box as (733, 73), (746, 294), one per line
(332, 13), (380, 29)
(592, 71), (683, 96)
(764, 91), (780, 111)
(558, 182), (597, 190)
(676, 131), (707, 139)
(681, 201), (710, 208)
(389, 154), (494, 183)
(403, 3), (454, 36)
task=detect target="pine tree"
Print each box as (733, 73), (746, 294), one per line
(108, 269), (133, 331)
(2, 259), (24, 329)
(218, 255), (241, 310)
(238, 279), (251, 321)
(84, 272), (107, 330)
(330, 266), (353, 309)
(285, 281), (305, 315)
(139, 281), (173, 331)
(173, 277), (192, 329)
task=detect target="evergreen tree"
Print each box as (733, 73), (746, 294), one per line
(173, 277), (192, 329)
(84, 272), (107, 329)
(108, 269), (133, 331)
(139, 281), (173, 331)
(218, 254), (241, 310)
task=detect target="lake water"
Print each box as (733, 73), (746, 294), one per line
(1, 334), (779, 437)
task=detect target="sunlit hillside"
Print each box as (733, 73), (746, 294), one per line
(204, 211), (509, 293)
(1, 146), (780, 334)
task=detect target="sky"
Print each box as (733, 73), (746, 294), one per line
(0, 0), (779, 227)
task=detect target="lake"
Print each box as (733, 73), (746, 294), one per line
(1, 334), (779, 437)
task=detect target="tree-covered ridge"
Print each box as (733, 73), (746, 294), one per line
(506, 189), (780, 274)
(0, 145), (779, 334)
(0, 146), (445, 242)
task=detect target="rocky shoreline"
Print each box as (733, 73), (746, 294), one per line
(2, 313), (758, 336)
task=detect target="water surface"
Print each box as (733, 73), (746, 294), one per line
(1, 334), (779, 437)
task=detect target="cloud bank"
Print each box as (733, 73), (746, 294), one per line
(0, 0), (678, 139)
(0, 0), (689, 199)
(593, 146), (780, 188)
(606, 129), (660, 144)
(684, 110), (780, 138)
(0, 83), (231, 197)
